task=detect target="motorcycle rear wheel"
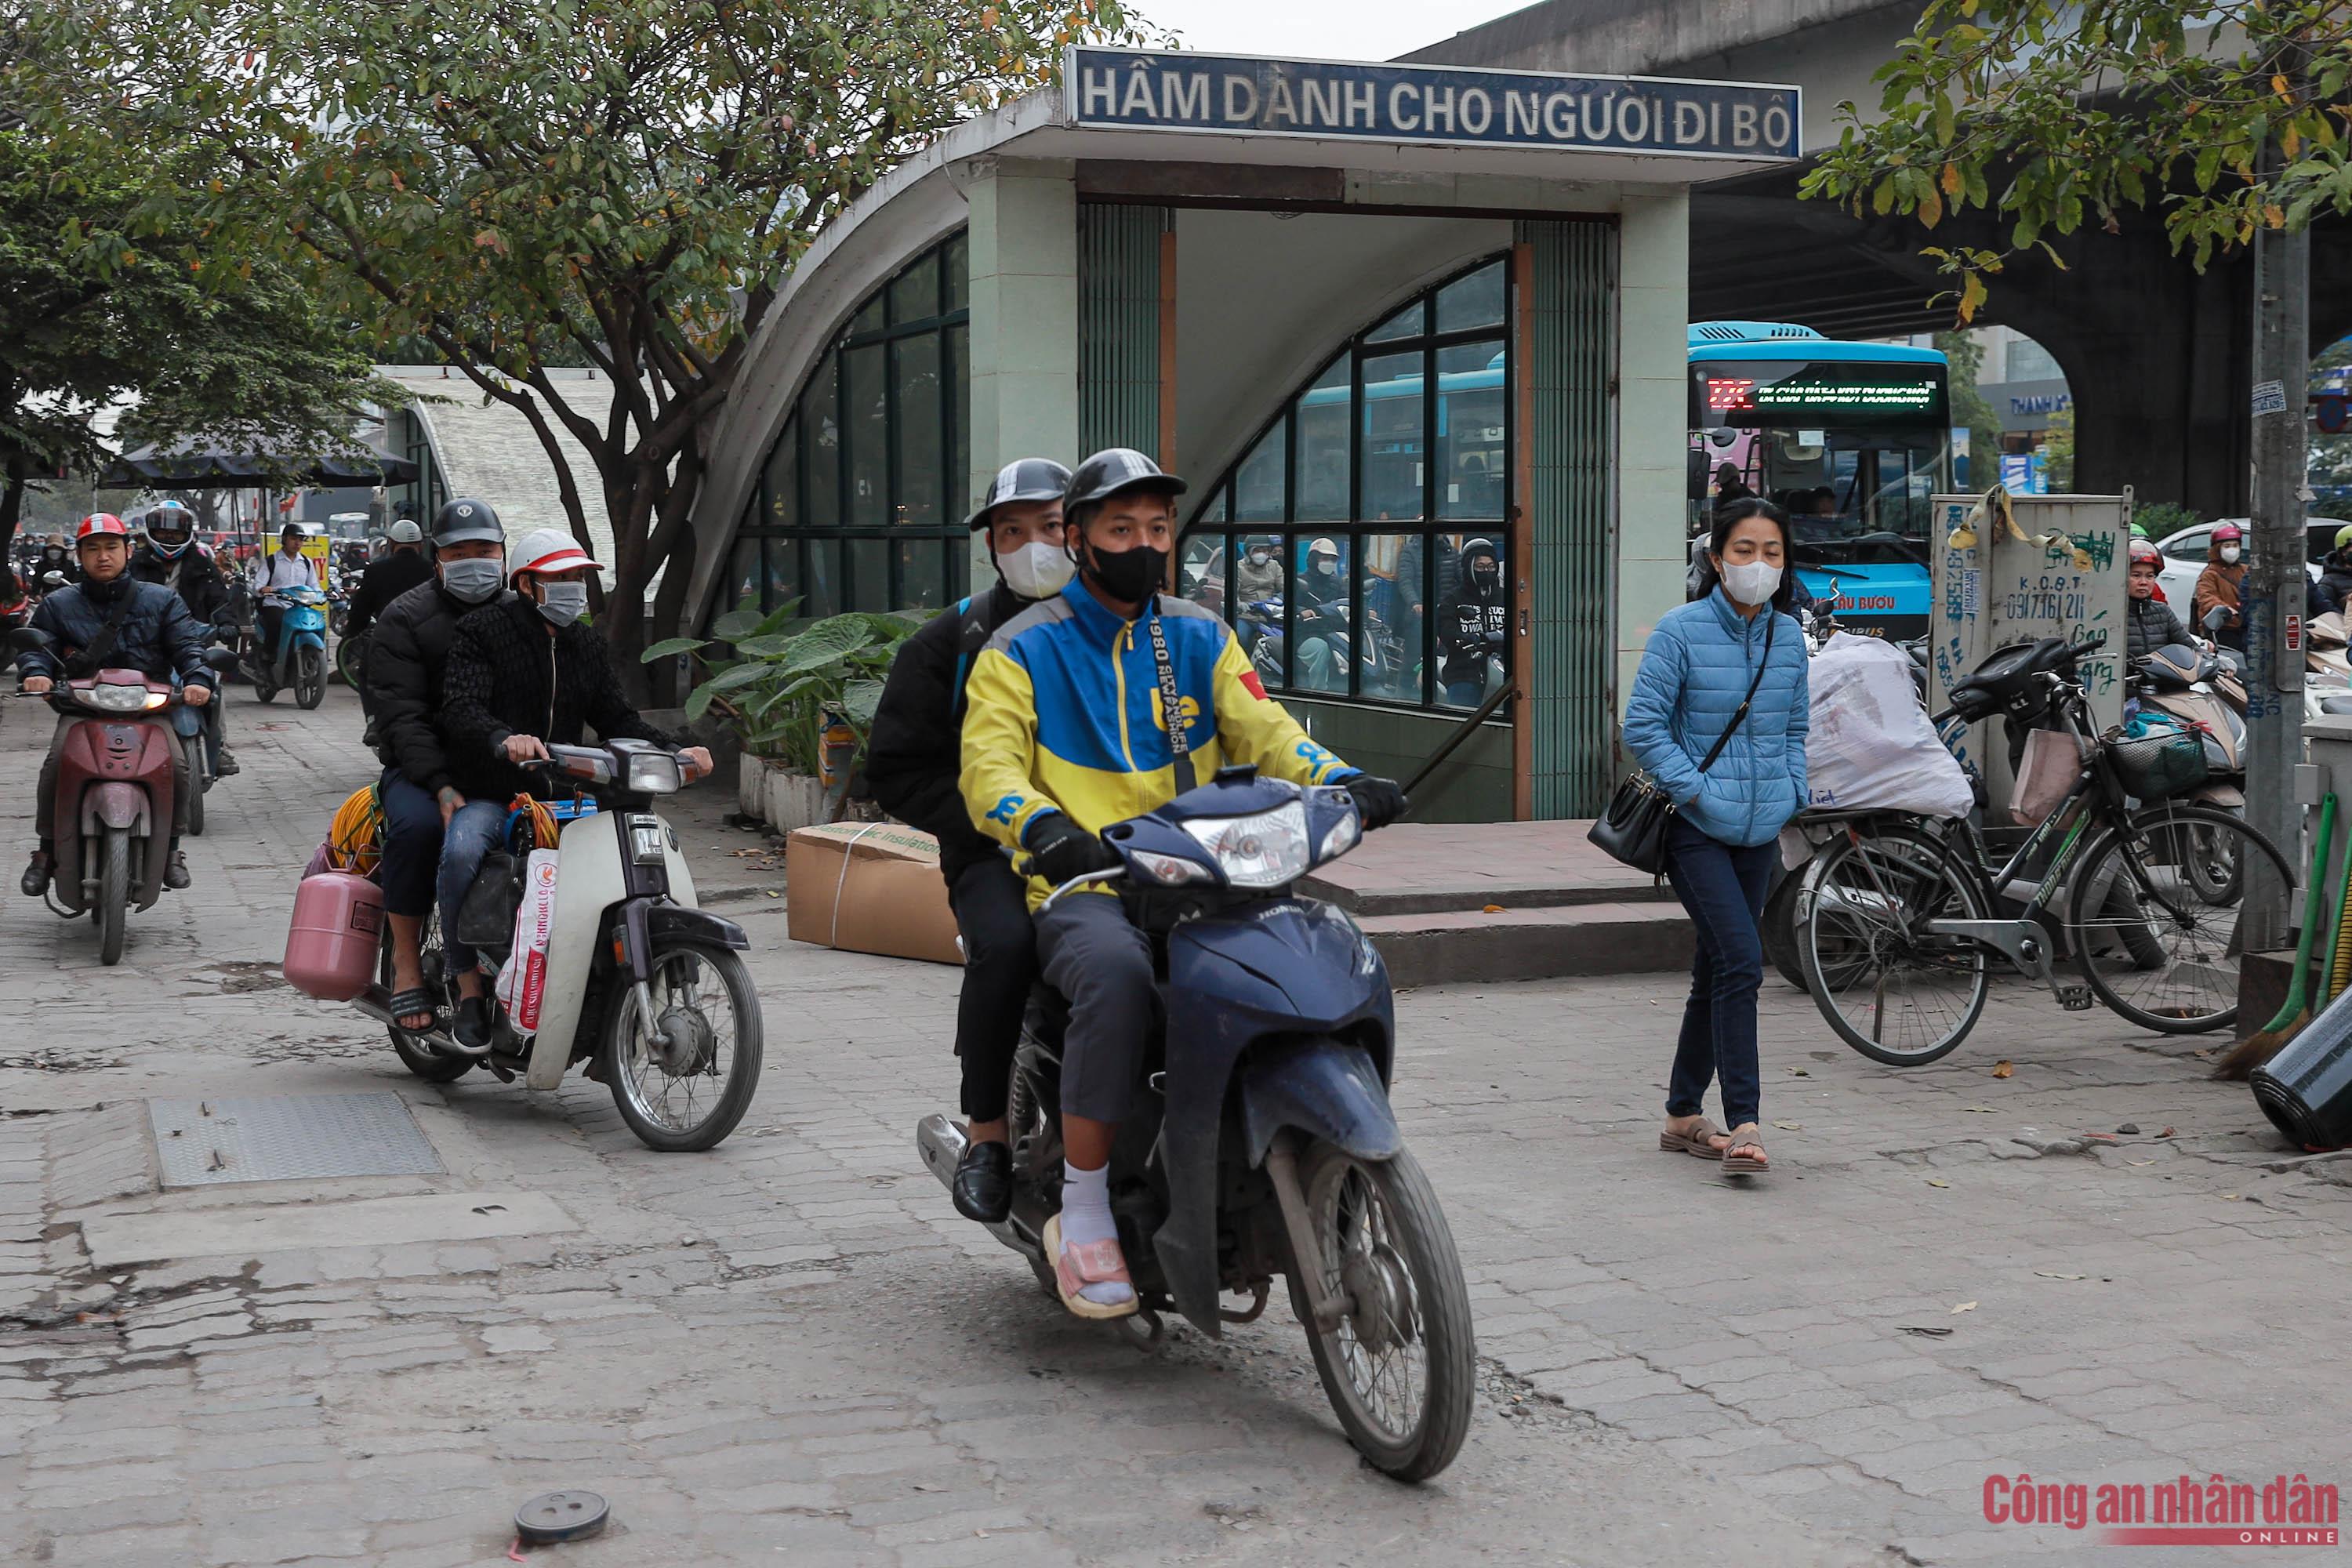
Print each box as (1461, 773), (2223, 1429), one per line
(601, 938), (763, 1151)
(295, 647), (326, 710)
(380, 920), (470, 1082)
(97, 826), (129, 967)
(1285, 1138), (1474, 1483)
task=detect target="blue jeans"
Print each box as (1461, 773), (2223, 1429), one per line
(435, 800), (510, 982)
(169, 678), (223, 774)
(1663, 814), (1777, 1130)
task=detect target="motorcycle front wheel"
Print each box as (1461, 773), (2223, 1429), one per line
(295, 646), (326, 710)
(601, 938), (763, 1152)
(336, 633), (366, 689)
(1285, 1138), (1474, 1483)
(96, 826), (129, 967)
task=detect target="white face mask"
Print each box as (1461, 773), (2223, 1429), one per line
(997, 538), (1074, 601)
(2220, 545), (2242, 564)
(1719, 560), (1783, 607)
(1315, 558), (1338, 576)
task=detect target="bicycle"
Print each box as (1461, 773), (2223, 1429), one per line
(1794, 632), (2295, 1065)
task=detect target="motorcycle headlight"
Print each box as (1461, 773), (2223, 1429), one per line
(624, 750), (683, 795)
(1181, 803), (1310, 889)
(83, 683), (147, 713)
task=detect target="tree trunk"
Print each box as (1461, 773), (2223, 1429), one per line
(0, 452), (25, 569)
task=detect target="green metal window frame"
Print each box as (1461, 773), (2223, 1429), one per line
(1179, 255), (1513, 713)
(728, 230), (971, 619)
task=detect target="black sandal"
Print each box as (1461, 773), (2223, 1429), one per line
(388, 987), (437, 1033)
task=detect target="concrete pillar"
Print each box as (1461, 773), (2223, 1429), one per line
(1614, 188), (1691, 720)
(958, 156), (1080, 584)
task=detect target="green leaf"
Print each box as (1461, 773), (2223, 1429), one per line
(840, 677), (885, 727)
(639, 637), (709, 662)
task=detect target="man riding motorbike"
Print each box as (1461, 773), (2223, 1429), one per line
(437, 529), (711, 1051)
(249, 522), (322, 661)
(1437, 536), (1507, 706)
(369, 498), (510, 1036)
(34, 535), (78, 587)
(2194, 523), (2248, 653)
(130, 501), (239, 779)
(2127, 537), (2198, 660)
(15, 514), (214, 895)
(959, 448), (1408, 1318)
(868, 456), (1074, 1225)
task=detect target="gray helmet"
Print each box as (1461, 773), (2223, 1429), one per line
(1063, 448), (1185, 528)
(433, 497), (504, 547)
(386, 519), (424, 545)
(967, 457), (1072, 531)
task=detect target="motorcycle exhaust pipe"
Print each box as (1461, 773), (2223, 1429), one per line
(916, 1113), (1044, 1261)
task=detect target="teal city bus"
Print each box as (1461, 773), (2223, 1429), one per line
(1688, 322), (1951, 641)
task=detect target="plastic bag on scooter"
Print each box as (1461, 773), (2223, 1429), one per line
(493, 848), (560, 1038)
(1802, 633), (1973, 819)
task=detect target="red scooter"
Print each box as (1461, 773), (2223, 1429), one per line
(9, 627), (230, 964)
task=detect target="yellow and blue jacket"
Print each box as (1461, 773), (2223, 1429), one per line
(960, 579), (1359, 906)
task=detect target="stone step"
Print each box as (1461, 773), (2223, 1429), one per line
(1301, 819), (1679, 916)
(1359, 901), (1694, 988)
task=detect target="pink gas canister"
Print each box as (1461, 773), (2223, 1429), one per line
(283, 871), (385, 1001)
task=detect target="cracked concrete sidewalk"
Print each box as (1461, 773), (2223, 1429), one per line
(3, 685), (2347, 1567)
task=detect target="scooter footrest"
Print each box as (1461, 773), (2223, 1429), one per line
(2056, 983), (2095, 1011)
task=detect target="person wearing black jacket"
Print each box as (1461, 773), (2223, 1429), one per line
(866, 456), (1071, 1225)
(437, 528), (710, 1049)
(129, 502), (239, 779)
(343, 518), (435, 724)
(368, 498), (511, 1034)
(1437, 536), (1507, 706)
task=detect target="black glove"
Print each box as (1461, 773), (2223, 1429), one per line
(1345, 775), (1408, 832)
(1025, 814), (1122, 886)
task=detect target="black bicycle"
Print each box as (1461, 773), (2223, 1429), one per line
(1795, 633), (2294, 1065)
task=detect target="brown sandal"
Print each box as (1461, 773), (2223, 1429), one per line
(1722, 1123), (1769, 1176)
(1658, 1117), (1730, 1160)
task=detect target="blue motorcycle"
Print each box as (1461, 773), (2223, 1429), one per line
(916, 768), (1475, 1480)
(243, 583), (329, 709)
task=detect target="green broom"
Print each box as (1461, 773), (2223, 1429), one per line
(2214, 793), (2336, 1080)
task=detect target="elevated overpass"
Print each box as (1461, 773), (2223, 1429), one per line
(1410, 1), (2352, 517)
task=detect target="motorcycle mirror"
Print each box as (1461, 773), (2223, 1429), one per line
(203, 647), (238, 670)
(2203, 605), (2230, 632)
(40, 572), (66, 590)
(6, 626), (54, 652)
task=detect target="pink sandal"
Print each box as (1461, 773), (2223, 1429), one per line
(1043, 1214), (1138, 1320)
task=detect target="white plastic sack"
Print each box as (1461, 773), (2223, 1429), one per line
(494, 848), (560, 1038)
(1802, 632), (1973, 818)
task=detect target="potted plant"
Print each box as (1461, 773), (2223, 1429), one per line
(643, 600), (922, 833)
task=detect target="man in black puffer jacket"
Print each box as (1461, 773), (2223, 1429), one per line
(437, 528), (710, 1048)
(367, 498), (511, 1035)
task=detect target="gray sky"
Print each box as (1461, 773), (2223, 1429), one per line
(1131, 0), (1534, 63)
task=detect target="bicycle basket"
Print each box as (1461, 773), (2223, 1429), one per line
(2107, 717), (2209, 802)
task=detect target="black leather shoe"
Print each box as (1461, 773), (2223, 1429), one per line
(452, 995), (495, 1055)
(20, 851), (50, 898)
(213, 748), (241, 777)
(952, 1140), (1013, 1224)
(162, 851), (191, 891)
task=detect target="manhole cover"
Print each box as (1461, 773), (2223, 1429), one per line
(149, 1094), (443, 1187)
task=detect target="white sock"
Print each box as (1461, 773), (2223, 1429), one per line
(1058, 1161), (1132, 1307)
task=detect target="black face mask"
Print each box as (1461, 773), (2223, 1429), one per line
(1081, 541), (1167, 608)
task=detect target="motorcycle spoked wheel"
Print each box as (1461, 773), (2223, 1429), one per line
(599, 938), (764, 1152)
(295, 645), (326, 710)
(379, 918), (470, 1083)
(336, 634), (365, 688)
(183, 740), (206, 838)
(1283, 1136), (1474, 1483)
(96, 826), (130, 967)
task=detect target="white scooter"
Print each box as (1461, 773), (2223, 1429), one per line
(356, 738), (764, 1152)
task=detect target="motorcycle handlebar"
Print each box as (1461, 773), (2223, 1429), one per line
(1037, 865), (1127, 914)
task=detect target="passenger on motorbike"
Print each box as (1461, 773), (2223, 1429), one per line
(437, 529), (712, 1051)
(959, 448), (1408, 1317)
(15, 515), (213, 896)
(867, 457), (1073, 1225)
(369, 498), (511, 1035)
(130, 501), (239, 779)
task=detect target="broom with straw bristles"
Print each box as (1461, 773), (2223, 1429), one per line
(2214, 793), (2336, 1080)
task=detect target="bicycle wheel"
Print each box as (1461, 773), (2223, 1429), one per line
(1799, 821), (1991, 1065)
(2068, 803), (2293, 1033)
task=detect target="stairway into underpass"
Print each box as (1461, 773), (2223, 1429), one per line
(1301, 822), (1694, 986)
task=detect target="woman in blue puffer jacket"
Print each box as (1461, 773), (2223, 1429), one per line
(1623, 499), (1809, 1178)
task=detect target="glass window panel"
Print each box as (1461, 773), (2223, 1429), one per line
(844, 344), (887, 528)
(889, 249), (942, 326)
(851, 293), (886, 337)
(942, 233), (969, 314)
(1232, 422), (1287, 523)
(803, 536), (842, 620)
(805, 355), (841, 527)
(1437, 339), (1508, 520)
(727, 535), (760, 620)
(1294, 358), (1351, 522)
(895, 537), (946, 613)
(946, 322), (969, 522)
(1196, 488), (1227, 525)
(1436, 535), (1506, 710)
(1434, 261), (1505, 333)
(762, 535), (800, 617)
(1178, 532), (1227, 622)
(1291, 533), (1350, 695)
(1365, 297), (1425, 343)
(1361, 532), (1426, 704)
(848, 536), (889, 612)
(1360, 350), (1425, 523)
(764, 415), (798, 530)
(891, 333), (942, 528)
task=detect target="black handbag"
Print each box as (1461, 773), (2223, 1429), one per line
(1588, 615), (1776, 877)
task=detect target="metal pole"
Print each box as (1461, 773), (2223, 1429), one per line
(2242, 207), (2311, 951)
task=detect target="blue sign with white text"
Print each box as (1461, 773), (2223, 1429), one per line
(1065, 49), (1802, 162)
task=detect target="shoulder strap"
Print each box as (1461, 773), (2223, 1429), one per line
(66, 584), (142, 678)
(1143, 599), (1197, 793)
(948, 596), (987, 717)
(1695, 613), (1777, 776)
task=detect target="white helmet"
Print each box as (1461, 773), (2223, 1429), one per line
(386, 519), (424, 544)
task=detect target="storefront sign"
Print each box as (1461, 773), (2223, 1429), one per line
(1066, 48), (1802, 161)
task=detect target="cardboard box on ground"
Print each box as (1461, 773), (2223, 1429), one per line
(785, 822), (962, 965)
